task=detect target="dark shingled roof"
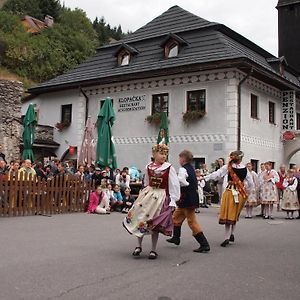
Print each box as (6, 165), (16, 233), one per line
(28, 5), (300, 94)
(277, 0), (300, 8)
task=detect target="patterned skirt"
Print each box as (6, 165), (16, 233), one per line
(281, 189), (300, 211)
(123, 186), (173, 237)
(245, 187), (258, 207)
(219, 189), (247, 225)
(260, 181), (278, 204)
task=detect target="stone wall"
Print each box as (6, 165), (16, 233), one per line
(0, 80), (23, 162)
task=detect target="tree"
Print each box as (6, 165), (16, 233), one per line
(38, 0), (61, 20)
(2, 0), (43, 19)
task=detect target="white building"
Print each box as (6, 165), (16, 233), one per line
(23, 4), (300, 171)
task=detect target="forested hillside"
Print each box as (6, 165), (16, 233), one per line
(0, 0), (126, 87)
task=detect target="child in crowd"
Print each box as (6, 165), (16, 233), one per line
(122, 187), (135, 213)
(281, 169), (299, 219)
(87, 186), (110, 214)
(105, 183), (115, 203)
(245, 162), (259, 218)
(195, 169), (206, 213)
(260, 161), (279, 219)
(112, 184), (123, 212)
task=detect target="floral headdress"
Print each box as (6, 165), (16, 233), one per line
(152, 144), (169, 155)
(229, 150), (244, 163)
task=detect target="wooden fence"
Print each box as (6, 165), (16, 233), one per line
(0, 174), (95, 217)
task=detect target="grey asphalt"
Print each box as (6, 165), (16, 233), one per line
(1, 206), (299, 300)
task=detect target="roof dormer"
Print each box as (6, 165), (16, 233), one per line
(161, 33), (188, 58)
(114, 43), (139, 66)
(267, 56), (288, 76)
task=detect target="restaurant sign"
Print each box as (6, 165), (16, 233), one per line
(118, 95), (146, 112)
(282, 90), (296, 130)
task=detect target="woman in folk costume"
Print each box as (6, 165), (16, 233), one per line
(123, 144), (180, 259)
(281, 169), (299, 219)
(245, 162), (259, 218)
(259, 161), (279, 219)
(203, 151), (253, 247)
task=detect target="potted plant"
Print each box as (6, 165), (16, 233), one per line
(145, 112), (163, 125)
(182, 111), (206, 123)
(55, 121), (70, 131)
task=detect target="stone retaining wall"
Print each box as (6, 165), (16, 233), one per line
(0, 80), (23, 162)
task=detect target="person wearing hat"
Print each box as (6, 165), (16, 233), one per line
(123, 144), (180, 259)
(202, 150), (254, 247)
(92, 167), (102, 186)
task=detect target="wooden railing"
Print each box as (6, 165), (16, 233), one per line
(0, 174), (95, 217)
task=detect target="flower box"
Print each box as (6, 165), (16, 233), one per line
(55, 121), (70, 131)
(182, 111), (206, 123)
(145, 112), (163, 125)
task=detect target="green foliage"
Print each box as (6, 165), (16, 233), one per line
(93, 17), (125, 46)
(2, 0), (61, 19)
(0, 5), (126, 83)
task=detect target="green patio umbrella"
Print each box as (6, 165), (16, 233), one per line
(157, 112), (169, 145)
(22, 104), (37, 162)
(96, 97), (117, 169)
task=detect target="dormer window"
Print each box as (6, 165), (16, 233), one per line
(119, 51), (130, 66)
(166, 42), (179, 58)
(114, 43), (139, 67)
(161, 33), (188, 59)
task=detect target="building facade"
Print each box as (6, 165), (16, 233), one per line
(23, 5), (300, 171)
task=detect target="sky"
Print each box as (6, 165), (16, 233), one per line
(62, 0), (279, 56)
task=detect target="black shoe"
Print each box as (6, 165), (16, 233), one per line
(166, 236), (180, 245)
(220, 239), (230, 247)
(132, 247), (142, 257)
(193, 232), (210, 253)
(166, 226), (181, 245)
(296, 216), (300, 219)
(148, 251), (158, 260)
(229, 234), (235, 242)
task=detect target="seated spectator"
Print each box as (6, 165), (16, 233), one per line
(115, 170), (130, 194)
(129, 166), (140, 182)
(111, 184), (123, 212)
(92, 167), (102, 186)
(18, 159), (36, 178)
(100, 178), (108, 191)
(8, 160), (20, 178)
(113, 168), (121, 182)
(35, 162), (47, 180)
(0, 144), (7, 163)
(122, 187), (135, 213)
(76, 165), (85, 180)
(0, 158), (7, 177)
(87, 186), (110, 214)
(105, 183), (115, 203)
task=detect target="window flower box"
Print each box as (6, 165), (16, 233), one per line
(55, 121), (70, 131)
(182, 111), (206, 123)
(145, 112), (163, 125)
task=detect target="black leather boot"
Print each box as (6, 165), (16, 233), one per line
(193, 232), (210, 253)
(166, 226), (181, 245)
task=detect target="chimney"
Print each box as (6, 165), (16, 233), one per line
(44, 15), (54, 27)
(277, 0), (300, 73)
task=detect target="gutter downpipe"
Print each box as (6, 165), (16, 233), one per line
(237, 69), (253, 150)
(80, 86), (89, 123)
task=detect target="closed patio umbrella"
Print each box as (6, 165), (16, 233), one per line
(157, 112), (169, 145)
(22, 103), (36, 162)
(96, 97), (117, 169)
(78, 117), (96, 166)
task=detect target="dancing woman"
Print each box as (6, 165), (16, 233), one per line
(123, 144), (180, 259)
(202, 151), (253, 247)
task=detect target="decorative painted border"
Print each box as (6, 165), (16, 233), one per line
(84, 70), (237, 96)
(241, 134), (281, 150)
(114, 134), (228, 145)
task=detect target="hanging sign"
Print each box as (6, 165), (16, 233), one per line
(282, 90), (296, 130)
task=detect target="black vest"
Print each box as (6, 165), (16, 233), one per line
(178, 163), (199, 208)
(228, 167), (247, 182)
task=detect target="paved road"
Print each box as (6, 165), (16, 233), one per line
(0, 206), (299, 300)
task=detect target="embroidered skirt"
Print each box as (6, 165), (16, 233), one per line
(260, 181), (278, 204)
(219, 188), (247, 225)
(123, 186), (173, 237)
(281, 189), (300, 211)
